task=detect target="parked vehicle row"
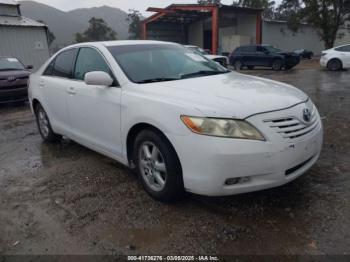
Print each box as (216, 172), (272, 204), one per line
(28, 40), (323, 202)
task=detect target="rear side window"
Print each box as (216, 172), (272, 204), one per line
(73, 47), (111, 80)
(52, 48), (78, 78)
(335, 45), (350, 52)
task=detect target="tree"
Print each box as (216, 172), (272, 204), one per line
(36, 20), (56, 47)
(127, 9), (142, 40)
(197, 0), (221, 5)
(278, 0), (350, 49)
(75, 17), (117, 43)
(47, 29), (56, 47)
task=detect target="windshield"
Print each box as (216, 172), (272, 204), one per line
(107, 44), (229, 84)
(0, 58), (25, 71)
(264, 46), (282, 53)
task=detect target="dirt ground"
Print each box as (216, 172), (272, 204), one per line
(0, 59), (349, 258)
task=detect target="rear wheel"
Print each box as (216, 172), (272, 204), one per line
(327, 59), (342, 71)
(272, 59), (283, 71)
(133, 129), (183, 202)
(35, 104), (62, 143)
(234, 60), (243, 71)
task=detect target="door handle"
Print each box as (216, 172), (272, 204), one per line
(39, 81), (45, 88)
(67, 87), (76, 95)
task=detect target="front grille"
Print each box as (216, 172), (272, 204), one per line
(0, 84), (28, 91)
(264, 108), (320, 140)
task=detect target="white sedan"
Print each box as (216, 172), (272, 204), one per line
(320, 44), (350, 71)
(28, 40), (323, 202)
(185, 45), (228, 67)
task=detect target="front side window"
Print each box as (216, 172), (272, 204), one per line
(107, 44), (228, 84)
(52, 48), (78, 78)
(0, 57), (25, 71)
(74, 47), (111, 80)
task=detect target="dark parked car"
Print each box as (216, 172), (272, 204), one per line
(229, 45), (300, 71)
(294, 49), (314, 59)
(0, 57), (32, 104)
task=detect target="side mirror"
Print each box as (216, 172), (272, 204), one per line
(84, 71), (113, 87)
(26, 65), (34, 70)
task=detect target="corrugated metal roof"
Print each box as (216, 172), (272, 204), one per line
(0, 15), (46, 27)
(0, 0), (19, 6)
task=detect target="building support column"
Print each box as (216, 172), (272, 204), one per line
(142, 22), (147, 40)
(256, 12), (262, 44)
(211, 7), (219, 55)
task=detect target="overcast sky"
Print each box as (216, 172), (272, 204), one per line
(21, 0), (282, 16)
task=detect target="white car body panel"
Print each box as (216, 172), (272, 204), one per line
(29, 40), (323, 196)
(320, 44), (350, 68)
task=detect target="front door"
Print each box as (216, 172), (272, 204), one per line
(67, 47), (123, 157)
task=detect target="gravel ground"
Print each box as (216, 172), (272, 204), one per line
(0, 59), (349, 258)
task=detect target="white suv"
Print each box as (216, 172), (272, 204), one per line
(28, 40), (323, 202)
(320, 44), (350, 71)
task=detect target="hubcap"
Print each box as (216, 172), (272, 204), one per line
(139, 142), (167, 192)
(38, 109), (49, 138)
(235, 61), (241, 70)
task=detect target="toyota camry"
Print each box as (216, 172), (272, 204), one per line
(28, 41), (323, 201)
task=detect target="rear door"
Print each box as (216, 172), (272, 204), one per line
(256, 46), (271, 66)
(41, 48), (78, 134)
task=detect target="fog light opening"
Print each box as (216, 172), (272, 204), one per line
(225, 177), (251, 186)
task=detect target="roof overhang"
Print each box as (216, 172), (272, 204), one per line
(143, 4), (263, 25)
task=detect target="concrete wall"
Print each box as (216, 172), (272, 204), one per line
(262, 21), (325, 54)
(188, 20), (203, 47)
(0, 26), (50, 70)
(0, 4), (18, 16)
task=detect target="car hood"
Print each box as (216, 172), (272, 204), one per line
(139, 72), (308, 119)
(0, 70), (30, 80)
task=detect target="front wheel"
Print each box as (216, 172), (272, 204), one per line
(327, 59), (342, 71)
(35, 104), (62, 143)
(272, 59), (283, 71)
(133, 129), (183, 202)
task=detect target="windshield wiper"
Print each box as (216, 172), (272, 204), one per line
(136, 77), (180, 84)
(181, 70), (230, 79)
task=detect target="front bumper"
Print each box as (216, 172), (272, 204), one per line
(168, 103), (323, 196)
(320, 57), (327, 67)
(0, 86), (28, 103)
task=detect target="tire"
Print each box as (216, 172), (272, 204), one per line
(272, 59), (283, 71)
(327, 59), (342, 71)
(35, 103), (62, 143)
(247, 66), (254, 70)
(234, 60), (243, 71)
(133, 129), (183, 202)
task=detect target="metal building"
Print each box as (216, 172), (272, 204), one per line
(0, 0), (49, 70)
(142, 4), (263, 55)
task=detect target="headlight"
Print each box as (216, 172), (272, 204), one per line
(181, 116), (265, 141)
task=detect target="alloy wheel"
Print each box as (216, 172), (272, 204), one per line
(139, 141), (167, 192)
(38, 108), (50, 138)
